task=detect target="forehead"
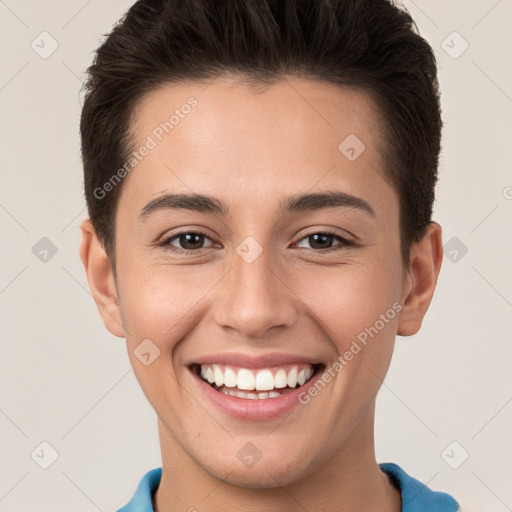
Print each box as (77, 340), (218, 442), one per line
(120, 76), (394, 217)
(132, 75), (383, 153)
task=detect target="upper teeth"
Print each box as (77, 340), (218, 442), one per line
(200, 364), (314, 391)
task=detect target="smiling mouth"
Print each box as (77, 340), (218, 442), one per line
(190, 363), (325, 400)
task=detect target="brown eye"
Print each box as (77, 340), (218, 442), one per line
(295, 232), (354, 251)
(160, 231), (215, 252)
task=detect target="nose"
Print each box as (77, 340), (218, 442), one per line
(212, 245), (299, 339)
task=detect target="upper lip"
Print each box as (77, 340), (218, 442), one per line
(189, 352), (324, 369)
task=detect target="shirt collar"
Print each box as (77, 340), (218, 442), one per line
(118, 463), (459, 512)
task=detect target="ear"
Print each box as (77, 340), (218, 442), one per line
(397, 222), (443, 336)
(79, 218), (125, 338)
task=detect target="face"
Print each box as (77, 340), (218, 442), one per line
(85, 76), (418, 487)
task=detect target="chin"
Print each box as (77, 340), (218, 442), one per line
(200, 450), (315, 490)
(216, 465), (305, 489)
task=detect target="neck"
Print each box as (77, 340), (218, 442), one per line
(153, 403), (401, 512)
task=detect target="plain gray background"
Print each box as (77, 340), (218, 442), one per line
(0, 1), (511, 510)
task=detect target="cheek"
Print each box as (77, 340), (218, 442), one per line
(116, 261), (219, 349)
(116, 265), (207, 410)
(299, 259), (403, 360)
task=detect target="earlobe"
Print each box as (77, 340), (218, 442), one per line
(79, 219), (125, 338)
(397, 222), (443, 337)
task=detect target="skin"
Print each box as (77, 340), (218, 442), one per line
(80, 76), (443, 512)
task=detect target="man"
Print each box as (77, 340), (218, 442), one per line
(79, 1), (459, 510)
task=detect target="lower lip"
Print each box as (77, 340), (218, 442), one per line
(190, 366), (324, 421)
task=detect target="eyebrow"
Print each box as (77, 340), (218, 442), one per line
(138, 190), (375, 221)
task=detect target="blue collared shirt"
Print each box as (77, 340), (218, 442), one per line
(117, 462), (460, 511)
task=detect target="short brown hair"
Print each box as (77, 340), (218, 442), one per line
(81, 0), (442, 268)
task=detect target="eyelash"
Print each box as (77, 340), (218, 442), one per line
(158, 229), (355, 254)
